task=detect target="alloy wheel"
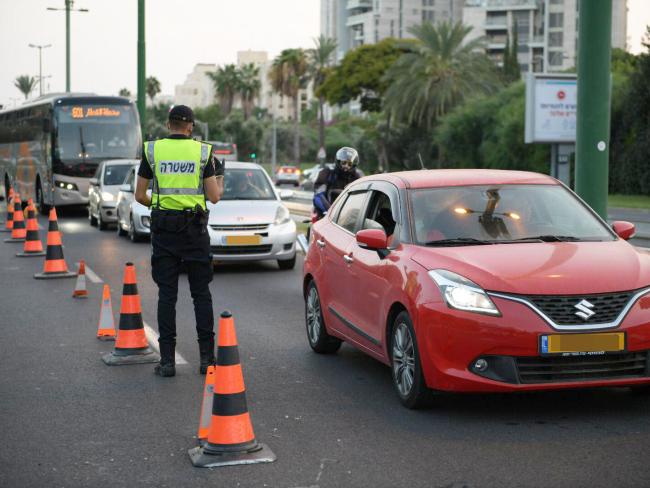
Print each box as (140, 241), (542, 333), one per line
(306, 286), (322, 345)
(392, 322), (416, 397)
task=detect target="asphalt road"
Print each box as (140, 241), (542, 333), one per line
(2, 208), (650, 488)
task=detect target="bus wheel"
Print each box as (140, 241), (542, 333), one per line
(36, 180), (50, 216)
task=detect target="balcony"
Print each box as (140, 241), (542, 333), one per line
(346, 0), (372, 10)
(485, 0), (539, 11)
(346, 12), (371, 27)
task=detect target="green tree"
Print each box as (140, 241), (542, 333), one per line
(208, 64), (240, 116)
(193, 104), (225, 140)
(118, 88), (132, 98)
(237, 63), (261, 121)
(145, 77), (161, 105)
(383, 22), (502, 129)
(503, 21), (521, 83)
(14, 75), (37, 100)
(307, 35), (337, 151)
(269, 48), (309, 163)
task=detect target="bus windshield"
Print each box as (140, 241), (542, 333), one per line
(54, 104), (139, 165)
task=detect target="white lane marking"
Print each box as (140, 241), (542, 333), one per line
(79, 263), (103, 284)
(143, 321), (189, 365)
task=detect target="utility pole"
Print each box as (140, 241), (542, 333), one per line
(47, 0), (88, 92)
(137, 0), (146, 136)
(29, 44), (52, 96)
(575, 0), (612, 219)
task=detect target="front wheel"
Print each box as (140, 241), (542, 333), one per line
(390, 311), (433, 409)
(116, 211), (127, 236)
(36, 181), (50, 216)
(128, 215), (141, 242)
(305, 281), (341, 354)
(98, 210), (108, 230)
(88, 205), (98, 227)
(278, 255), (296, 270)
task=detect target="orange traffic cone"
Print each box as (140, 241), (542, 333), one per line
(102, 263), (158, 365)
(1, 188), (14, 232)
(72, 260), (89, 298)
(97, 284), (116, 341)
(34, 208), (76, 279)
(188, 311), (276, 468)
(197, 365), (216, 445)
(16, 202), (45, 257)
(4, 194), (26, 242)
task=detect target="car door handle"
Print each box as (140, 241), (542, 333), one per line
(316, 239), (326, 248)
(343, 254), (354, 264)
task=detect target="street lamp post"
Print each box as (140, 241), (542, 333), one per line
(46, 0), (88, 92)
(137, 0), (146, 135)
(28, 44), (52, 97)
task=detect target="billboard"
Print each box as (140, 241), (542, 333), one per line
(525, 73), (577, 143)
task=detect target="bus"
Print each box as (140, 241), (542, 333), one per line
(0, 93), (141, 214)
(206, 141), (238, 162)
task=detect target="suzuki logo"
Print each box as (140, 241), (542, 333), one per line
(574, 299), (596, 320)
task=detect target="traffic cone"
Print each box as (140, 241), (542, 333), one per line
(188, 311), (276, 468)
(102, 263), (158, 365)
(34, 208), (76, 279)
(4, 195), (25, 242)
(72, 259), (89, 298)
(16, 202), (45, 257)
(197, 365), (216, 445)
(1, 188), (14, 232)
(96, 284), (116, 341)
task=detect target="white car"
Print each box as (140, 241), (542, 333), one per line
(208, 162), (297, 269)
(88, 159), (138, 229)
(115, 165), (151, 242)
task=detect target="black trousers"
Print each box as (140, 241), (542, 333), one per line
(151, 223), (214, 349)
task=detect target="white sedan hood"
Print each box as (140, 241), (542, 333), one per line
(207, 200), (281, 225)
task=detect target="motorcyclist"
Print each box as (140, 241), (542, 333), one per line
(313, 147), (362, 219)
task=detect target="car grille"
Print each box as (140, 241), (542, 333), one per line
(525, 291), (634, 325)
(516, 351), (649, 384)
(211, 245), (273, 255)
(210, 224), (269, 232)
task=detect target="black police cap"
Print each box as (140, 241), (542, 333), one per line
(168, 105), (194, 123)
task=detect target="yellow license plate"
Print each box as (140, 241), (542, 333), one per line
(540, 332), (625, 355)
(225, 235), (261, 246)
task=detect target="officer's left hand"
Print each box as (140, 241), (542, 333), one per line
(212, 154), (225, 177)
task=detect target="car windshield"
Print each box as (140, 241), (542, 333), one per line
(104, 164), (132, 185)
(409, 185), (615, 245)
(222, 168), (275, 201)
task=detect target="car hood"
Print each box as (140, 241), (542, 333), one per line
(411, 241), (650, 295)
(207, 200), (280, 224)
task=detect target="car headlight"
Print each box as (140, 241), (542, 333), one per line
(55, 180), (79, 191)
(101, 191), (114, 202)
(274, 206), (291, 226)
(428, 269), (501, 316)
(141, 216), (151, 228)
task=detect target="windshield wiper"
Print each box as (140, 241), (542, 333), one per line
(424, 238), (493, 247)
(510, 235), (585, 242)
(79, 127), (87, 161)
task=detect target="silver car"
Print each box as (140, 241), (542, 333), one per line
(88, 159), (138, 229)
(208, 162), (297, 269)
(115, 165), (151, 242)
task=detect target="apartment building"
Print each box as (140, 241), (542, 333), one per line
(463, 0), (628, 73)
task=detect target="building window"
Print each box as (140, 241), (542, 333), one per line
(549, 13), (564, 28)
(550, 0), (563, 4)
(422, 0), (434, 5)
(549, 32), (563, 47)
(390, 19), (394, 37)
(422, 10), (435, 23)
(548, 51), (564, 66)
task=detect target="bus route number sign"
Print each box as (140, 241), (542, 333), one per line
(71, 107), (122, 119)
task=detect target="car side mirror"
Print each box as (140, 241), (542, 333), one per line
(279, 189), (294, 199)
(89, 178), (99, 186)
(612, 221), (635, 240)
(356, 228), (388, 250)
(119, 183), (133, 193)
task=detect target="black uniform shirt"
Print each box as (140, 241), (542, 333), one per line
(138, 134), (222, 180)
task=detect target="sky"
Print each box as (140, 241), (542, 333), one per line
(0, 0), (649, 109)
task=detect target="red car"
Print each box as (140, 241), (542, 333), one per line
(303, 169), (650, 408)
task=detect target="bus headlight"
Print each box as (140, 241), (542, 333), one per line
(55, 180), (79, 192)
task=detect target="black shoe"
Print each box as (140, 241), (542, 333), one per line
(154, 363), (176, 377)
(198, 338), (215, 375)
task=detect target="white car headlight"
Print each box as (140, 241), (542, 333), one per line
(274, 206), (291, 226)
(141, 216), (151, 228)
(429, 269), (501, 316)
(101, 191), (114, 202)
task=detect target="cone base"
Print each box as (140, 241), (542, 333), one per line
(34, 270), (77, 280)
(0, 228), (12, 233)
(16, 250), (46, 257)
(188, 443), (276, 468)
(102, 348), (159, 365)
(97, 332), (116, 341)
(73, 293), (88, 299)
(4, 237), (25, 243)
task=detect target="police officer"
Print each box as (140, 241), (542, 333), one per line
(135, 105), (224, 378)
(313, 146), (362, 218)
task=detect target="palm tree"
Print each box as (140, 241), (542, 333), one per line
(208, 64), (240, 115)
(269, 48), (309, 163)
(308, 35), (337, 152)
(14, 75), (37, 100)
(146, 76), (161, 105)
(237, 63), (261, 120)
(118, 88), (132, 98)
(383, 22), (502, 129)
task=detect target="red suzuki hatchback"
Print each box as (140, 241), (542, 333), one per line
(302, 169), (650, 408)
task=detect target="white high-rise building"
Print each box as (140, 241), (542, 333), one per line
(174, 63), (217, 108)
(462, 0), (628, 73)
(321, 0), (465, 60)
